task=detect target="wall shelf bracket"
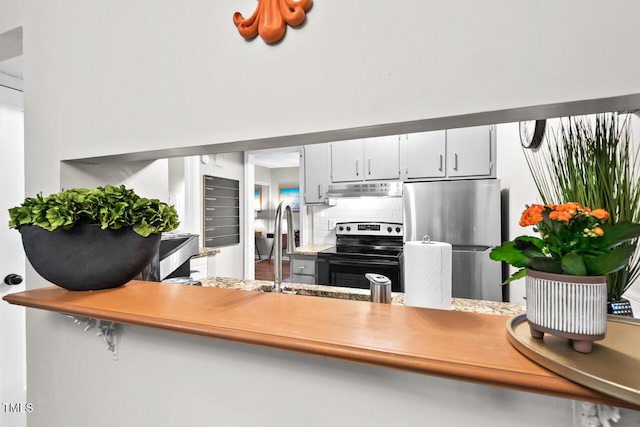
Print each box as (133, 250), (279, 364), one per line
(68, 315), (119, 360)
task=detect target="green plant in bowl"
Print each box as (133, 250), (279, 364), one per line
(523, 113), (640, 301)
(8, 185), (179, 236)
(8, 185), (180, 291)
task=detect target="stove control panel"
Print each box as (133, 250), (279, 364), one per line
(336, 222), (403, 236)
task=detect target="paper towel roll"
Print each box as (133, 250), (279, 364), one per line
(403, 241), (452, 310)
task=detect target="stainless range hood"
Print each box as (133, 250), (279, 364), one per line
(325, 181), (403, 198)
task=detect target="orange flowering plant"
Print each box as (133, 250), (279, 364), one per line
(490, 202), (640, 284)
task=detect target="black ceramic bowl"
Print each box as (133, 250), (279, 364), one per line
(20, 224), (161, 291)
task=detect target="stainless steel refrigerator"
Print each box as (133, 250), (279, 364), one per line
(403, 179), (503, 301)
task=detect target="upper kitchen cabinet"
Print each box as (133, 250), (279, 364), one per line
(445, 125), (494, 178)
(303, 143), (331, 204)
(330, 136), (400, 183)
(330, 139), (362, 182)
(400, 125), (495, 181)
(399, 130), (446, 180)
(365, 135), (401, 180)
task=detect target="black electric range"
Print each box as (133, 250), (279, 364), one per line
(316, 222), (404, 292)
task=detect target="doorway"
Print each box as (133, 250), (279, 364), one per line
(244, 147), (303, 281)
(0, 55), (26, 427)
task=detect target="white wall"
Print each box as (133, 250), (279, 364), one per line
(495, 123), (542, 304)
(198, 153), (244, 278)
(0, 83), (26, 427)
(167, 157), (186, 233)
(254, 165), (272, 256)
(12, 1), (640, 425)
(20, 2), (640, 167)
(270, 167), (300, 229)
(312, 197), (404, 244)
(59, 160), (170, 201)
(254, 165), (271, 184)
(0, 3), (22, 58)
(625, 113), (640, 313)
(26, 313), (578, 427)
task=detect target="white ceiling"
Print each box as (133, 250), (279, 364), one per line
(253, 150), (300, 169)
(0, 56), (23, 78)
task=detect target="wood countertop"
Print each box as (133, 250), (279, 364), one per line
(4, 280), (637, 410)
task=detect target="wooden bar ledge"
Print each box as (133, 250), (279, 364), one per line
(4, 280), (638, 410)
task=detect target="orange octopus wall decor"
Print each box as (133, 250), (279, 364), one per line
(233, 0), (313, 44)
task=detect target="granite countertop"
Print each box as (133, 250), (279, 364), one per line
(193, 248), (221, 258)
(293, 244), (334, 255)
(196, 244), (526, 315)
(199, 276), (526, 316)
(194, 244), (332, 259)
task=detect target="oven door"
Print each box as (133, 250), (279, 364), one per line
(317, 256), (403, 292)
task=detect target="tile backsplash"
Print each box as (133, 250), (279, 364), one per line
(311, 197), (403, 244)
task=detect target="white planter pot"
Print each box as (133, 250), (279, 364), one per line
(525, 269), (607, 354)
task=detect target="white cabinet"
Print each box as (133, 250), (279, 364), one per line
(400, 125), (494, 181)
(330, 136), (400, 183)
(446, 125), (493, 178)
(303, 126), (494, 205)
(303, 144), (331, 204)
(400, 130), (446, 180)
(364, 135), (401, 180)
(290, 253), (317, 284)
(330, 139), (363, 183)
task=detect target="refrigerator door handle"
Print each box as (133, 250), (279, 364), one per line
(451, 245), (492, 253)
(453, 153), (458, 171)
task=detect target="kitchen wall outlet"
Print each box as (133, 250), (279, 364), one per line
(327, 219), (336, 230)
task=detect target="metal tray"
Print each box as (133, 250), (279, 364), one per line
(507, 314), (640, 406)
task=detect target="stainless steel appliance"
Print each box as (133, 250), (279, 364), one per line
(366, 273), (392, 303)
(403, 179), (503, 301)
(139, 233), (202, 285)
(317, 222), (404, 292)
(159, 233), (200, 280)
(325, 181), (403, 198)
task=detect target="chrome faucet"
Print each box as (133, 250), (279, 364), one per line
(273, 201), (296, 293)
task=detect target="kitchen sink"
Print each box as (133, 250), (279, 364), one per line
(254, 284), (371, 301)
(255, 285), (297, 295)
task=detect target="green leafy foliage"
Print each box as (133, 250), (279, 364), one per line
(522, 113), (640, 299)
(490, 203), (640, 285)
(8, 185), (179, 237)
